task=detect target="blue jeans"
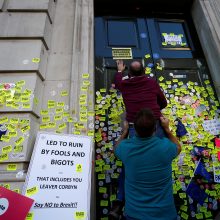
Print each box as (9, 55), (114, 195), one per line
(117, 120), (167, 201)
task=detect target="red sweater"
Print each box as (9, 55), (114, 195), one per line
(114, 72), (167, 122)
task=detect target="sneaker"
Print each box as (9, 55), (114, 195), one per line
(108, 200), (124, 220)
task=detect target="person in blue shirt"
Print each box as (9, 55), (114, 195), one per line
(114, 108), (181, 220)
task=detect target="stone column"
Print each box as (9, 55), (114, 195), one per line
(192, 0), (220, 101)
(70, 0), (95, 219)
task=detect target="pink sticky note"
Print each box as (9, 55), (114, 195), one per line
(215, 138), (220, 148)
(218, 152), (220, 161)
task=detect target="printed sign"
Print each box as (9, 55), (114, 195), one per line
(0, 186), (34, 220)
(23, 132), (93, 220)
(112, 48), (133, 59)
(202, 119), (220, 135)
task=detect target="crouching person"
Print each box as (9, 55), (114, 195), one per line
(114, 109), (181, 220)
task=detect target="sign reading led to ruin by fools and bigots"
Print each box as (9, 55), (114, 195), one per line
(112, 48), (133, 59)
(23, 132), (92, 220)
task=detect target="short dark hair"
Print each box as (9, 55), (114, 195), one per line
(129, 61), (144, 76)
(134, 109), (156, 138)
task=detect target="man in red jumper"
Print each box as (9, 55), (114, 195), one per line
(109, 60), (168, 219)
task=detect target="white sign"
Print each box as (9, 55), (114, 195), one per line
(164, 35), (182, 45)
(202, 119), (220, 135)
(23, 132), (93, 220)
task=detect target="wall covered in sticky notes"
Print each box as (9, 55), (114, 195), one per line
(94, 63), (220, 220)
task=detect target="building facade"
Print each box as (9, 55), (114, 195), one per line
(0, 0), (220, 219)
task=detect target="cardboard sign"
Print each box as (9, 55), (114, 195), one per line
(112, 48), (133, 59)
(23, 132), (93, 220)
(0, 186), (34, 220)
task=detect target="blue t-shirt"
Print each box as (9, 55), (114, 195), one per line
(115, 135), (178, 220)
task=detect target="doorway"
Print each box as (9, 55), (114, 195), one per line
(94, 1), (220, 220)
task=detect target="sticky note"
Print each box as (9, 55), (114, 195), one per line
(100, 200), (108, 207)
(26, 213), (34, 220)
(26, 186), (38, 196)
(74, 211), (86, 219)
(145, 54), (151, 59)
(2, 145), (12, 154)
(58, 123), (66, 130)
(3, 184), (10, 189)
(42, 116), (50, 123)
(98, 174), (105, 180)
(0, 153), (8, 162)
(82, 73), (90, 79)
(10, 118), (19, 124)
(181, 212), (188, 220)
(40, 110), (49, 115)
(32, 58), (40, 63)
(7, 164), (17, 171)
(22, 103), (31, 109)
(14, 145), (23, 153)
(1, 135), (10, 142)
(13, 189), (20, 194)
(83, 81), (90, 86)
(61, 91), (68, 96)
(15, 136), (25, 146)
(21, 125), (31, 133)
(8, 131), (17, 137)
(16, 80), (25, 86)
(110, 194), (116, 202)
(57, 102), (65, 107)
(195, 213), (203, 219)
(76, 164), (82, 172)
(99, 187), (107, 194)
(54, 115), (62, 121)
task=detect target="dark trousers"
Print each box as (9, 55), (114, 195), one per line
(117, 120), (167, 201)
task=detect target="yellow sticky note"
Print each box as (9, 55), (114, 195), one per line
(22, 103), (31, 109)
(54, 115), (62, 121)
(100, 200), (108, 206)
(13, 189), (20, 194)
(99, 187), (107, 194)
(1, 135), (10, 142)
(82, 73), (90, 79)
(15, 137), (25, 146)
(76, 164), (82, 172)
(58, 123), (66, 130)
(10, 118), (19, 124)
(21, 125), (30, 133)
(74, 211), (86, 219)
(0, 153), (8, 162)
(145, 54), (151, 59)
(61, 91), (68, 96)
(74, 130), (81, 135)
(83, 81), (90, 86)
(42, 116), (50, 123)
(26, 213), (34, 220)
(16, 80), (25, 86)
(98, 174), (105, 180)
(40, 110), (49, 115)
(7, 164), (17, 171)
(195, 213), (203, 219)
(0, 117), (8, 123)
(3, 184), (10, 189)
(2, 145), (12, 154)
(14, 145), (23, 153)
(8, 131), (17, 137)
(32, 58), (40, 63)
(26, 186), (38, 196)
(57, 102), (65, 107)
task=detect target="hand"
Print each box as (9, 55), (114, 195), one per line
(123, 121), (129, 133)
(160, 117), (170, 132)
(116, 60), (126, 72)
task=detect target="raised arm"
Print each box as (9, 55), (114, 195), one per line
(114, 60), (126, 91)
(160, 117), (181, 155)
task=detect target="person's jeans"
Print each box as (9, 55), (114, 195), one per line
(116, 120), (166, 201)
